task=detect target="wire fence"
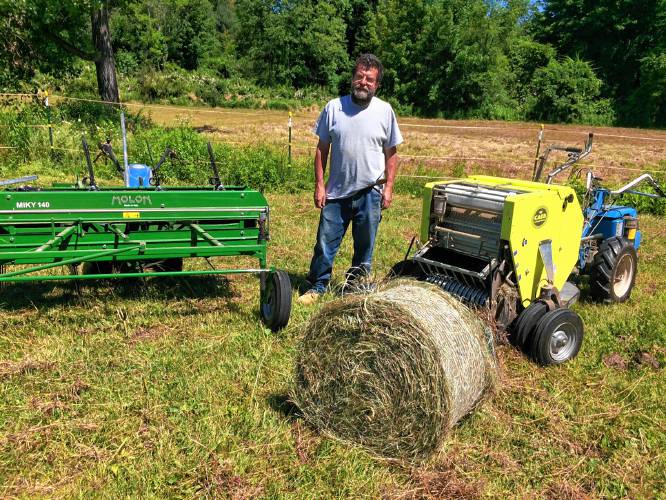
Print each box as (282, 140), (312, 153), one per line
(1, 91), (665, 182)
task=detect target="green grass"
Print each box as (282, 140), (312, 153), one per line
(0, 192), (664, 497)
(0, 104), (665, 496)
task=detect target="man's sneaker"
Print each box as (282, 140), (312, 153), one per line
(297, 290), (321, 305)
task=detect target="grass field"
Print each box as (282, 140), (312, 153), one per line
(141, 103), (666, 184)
(0, 104), (665, 497)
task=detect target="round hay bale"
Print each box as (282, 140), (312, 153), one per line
(293, 280), (498, 461)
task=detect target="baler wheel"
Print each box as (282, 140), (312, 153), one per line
(260, 270), (292, 332)
(512, 300), (548, 349)
(590, 237), (637, 303)
(531, 308), (584, 365)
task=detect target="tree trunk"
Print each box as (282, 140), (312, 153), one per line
(91, 4), (119, 103)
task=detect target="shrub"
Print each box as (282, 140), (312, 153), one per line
(526, 57), (614, 125)
(138, 65), (192, 102)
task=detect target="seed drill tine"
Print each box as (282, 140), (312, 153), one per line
(207, 142), (224, 190)
(81, 136), (98, 190)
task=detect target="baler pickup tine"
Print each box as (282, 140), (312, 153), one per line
(189, 223), (224, 247)
(33, 225), (77, 252)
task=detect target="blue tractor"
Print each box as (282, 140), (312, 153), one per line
(532, 132), (665, 304)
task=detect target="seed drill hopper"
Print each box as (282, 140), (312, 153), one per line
(0, 118), (291, 331)
(396, 132), (663, 365)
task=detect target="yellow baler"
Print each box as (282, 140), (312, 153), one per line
(410, 175), (585, 365)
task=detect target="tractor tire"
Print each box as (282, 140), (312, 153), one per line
(531, 308), (584, 366)
(590, 237), (637, 303)
(511, 300), (548, 349)
(260, 270), (292, 332)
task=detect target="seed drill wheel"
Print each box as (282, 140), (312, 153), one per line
(260, 270), (292, 331)
(590, 237), (637, 303)
(511, 300), (548, 349)
(531, 308), (584, 366)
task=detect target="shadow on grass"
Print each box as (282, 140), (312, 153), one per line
(267, 393), (302, 422)
(0, 274), (236, 311)
(285, 271), (310, 294)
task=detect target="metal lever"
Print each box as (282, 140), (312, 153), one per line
(154, 147), (175, 173)
(95, 139), (122, 173)
(533, 133), (594, 183)
(611, 173), (666, 198)
(207, 142), (224, 190)
(0, 175), (38, 187)
(81, 136), (98, 190)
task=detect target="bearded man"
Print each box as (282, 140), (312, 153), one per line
(298, 53), (403, 304)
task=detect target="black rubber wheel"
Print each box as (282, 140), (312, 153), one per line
(387, 259), (423, 279)
(590, 237), (637, 303)
(531, 308), (584, 365)
(260, 270), (292, 332)
(511, 300), (548, 349)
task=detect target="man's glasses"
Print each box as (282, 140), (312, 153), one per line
(352, 74), (377, 85)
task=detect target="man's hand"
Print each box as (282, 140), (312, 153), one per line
(382, 146), (398, 210)
(382, 145), (398, 210)
(314, 183), (327, 208)
(313, 139), (330, 209)
(381, 185), (393, 209)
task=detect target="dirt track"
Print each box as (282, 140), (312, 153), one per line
(133, 103), (666, 184)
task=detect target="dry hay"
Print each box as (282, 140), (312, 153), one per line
(293, 280), (498, 461)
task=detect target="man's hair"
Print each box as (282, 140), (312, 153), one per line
(353, 54), (383, 84)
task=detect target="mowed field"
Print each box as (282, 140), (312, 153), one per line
(1, 106), (665, 497)
(141, 104), (666, 184)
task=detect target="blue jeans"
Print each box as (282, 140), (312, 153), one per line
(307, 187), (382, 293)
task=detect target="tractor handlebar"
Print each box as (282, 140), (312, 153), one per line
(611, 174), (666, 198)
(533, 133), (594, 184)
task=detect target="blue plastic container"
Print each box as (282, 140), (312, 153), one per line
(127, 164), (153, 188)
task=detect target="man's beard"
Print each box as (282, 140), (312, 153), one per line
(351, 84), (375, 106)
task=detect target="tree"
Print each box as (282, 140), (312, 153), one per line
(364, 0), (529, 118)
(526, 56), (614, 124)
(235, 0), (349, 89)
(343, 0), (377, 57)
(91, 4), (120, 102)
(535, 0), (665, 126)
(0, 0), (120, 102)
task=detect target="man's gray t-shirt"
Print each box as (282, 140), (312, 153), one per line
(314, 95), (403, 200)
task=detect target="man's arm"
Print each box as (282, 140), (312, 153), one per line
(314, 139), (330, 208)
(381, 146), (398, 209)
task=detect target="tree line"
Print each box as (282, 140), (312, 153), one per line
(1, 0), (664, 127)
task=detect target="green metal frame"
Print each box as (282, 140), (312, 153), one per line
(0, 185), (272, 283)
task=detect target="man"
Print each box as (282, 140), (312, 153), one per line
(298, 53), (403, 305)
